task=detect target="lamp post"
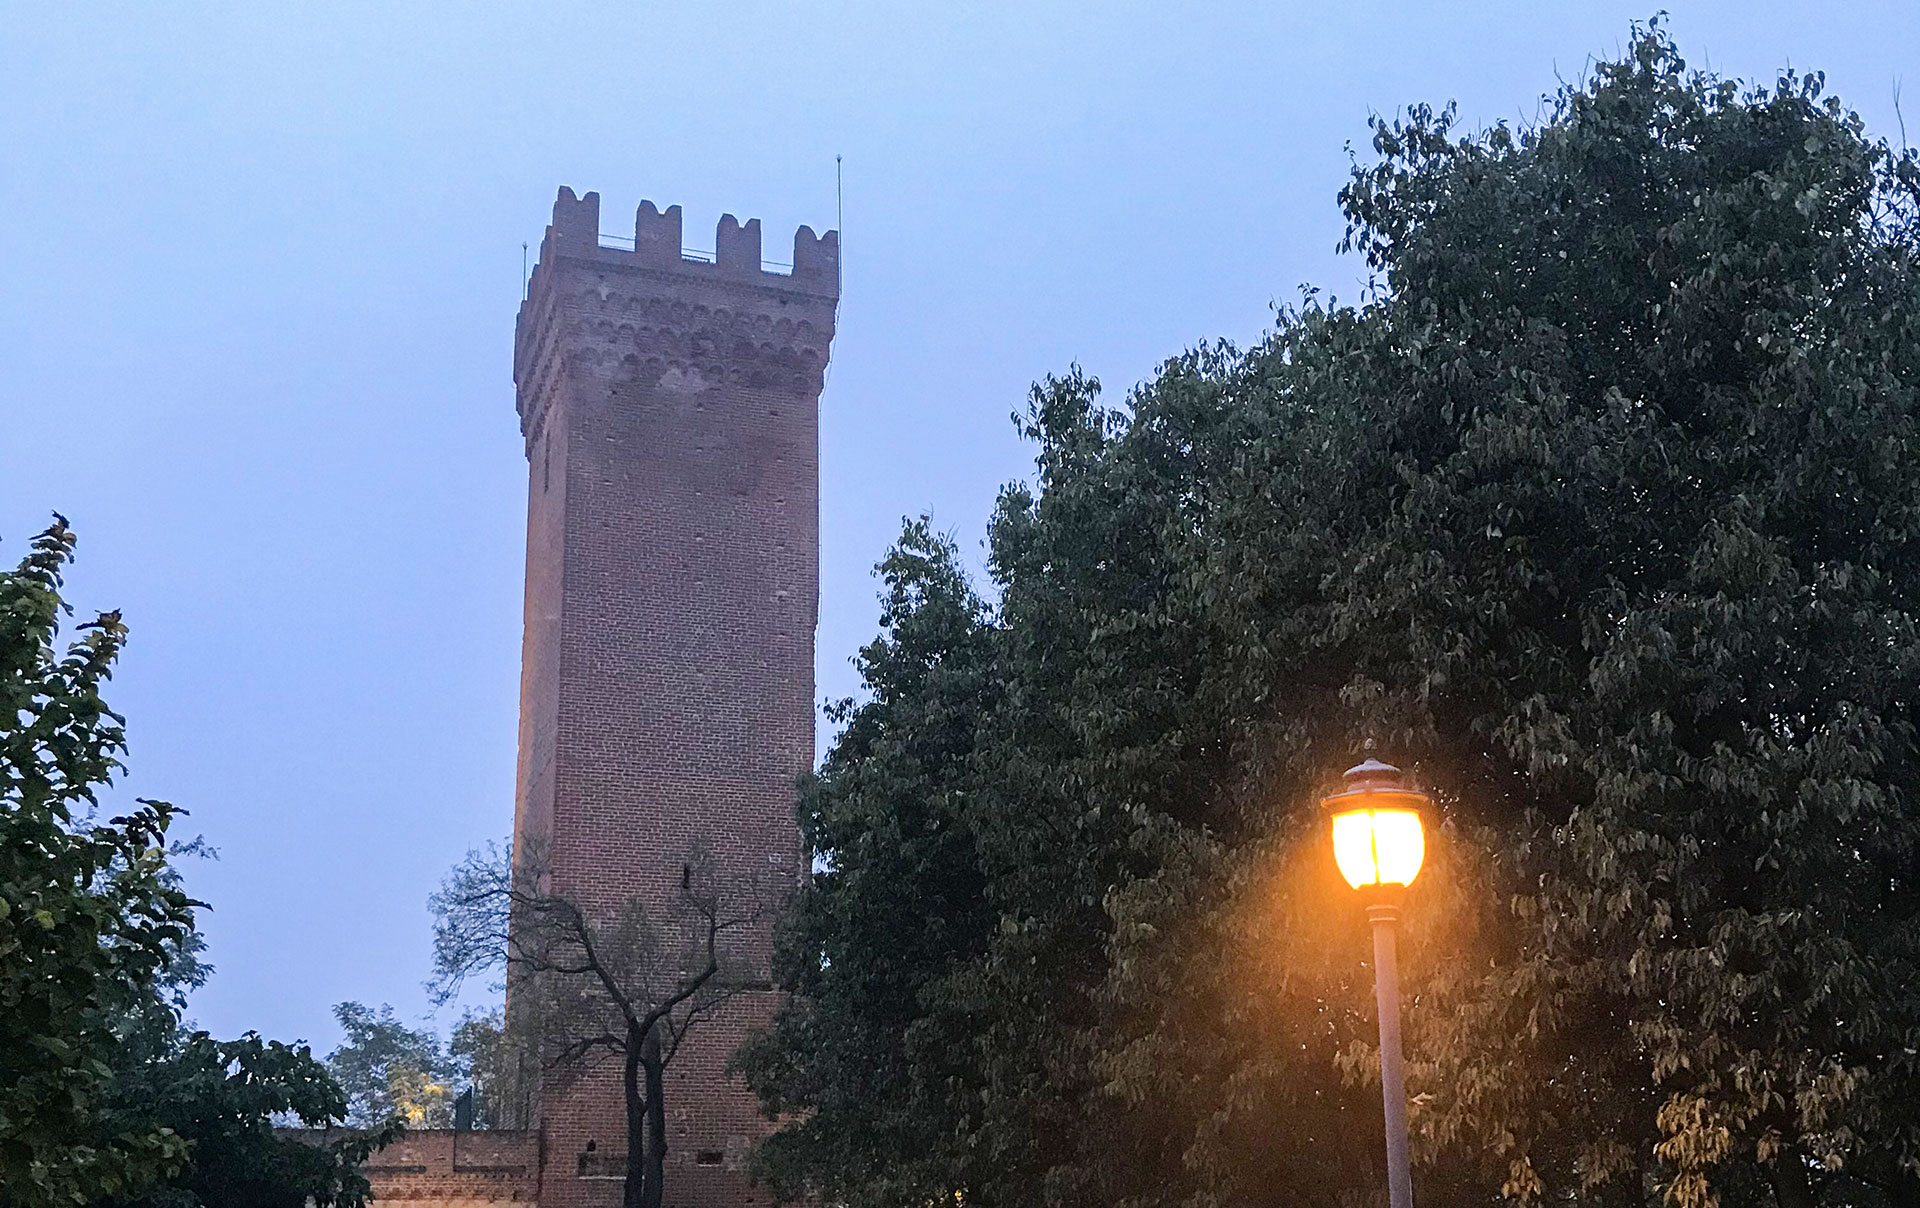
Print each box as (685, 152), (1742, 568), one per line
(1322, 756), (1429, 1208)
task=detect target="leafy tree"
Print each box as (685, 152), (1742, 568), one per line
(97, 846), (391, 1208)
(324, 1002), (454, 1127)
(1, 517), (384, 1207)
(321, 1002), (515, 1130)
(1, 517), (199, 1206)
(745, 25), (1920, 1208)
(430, 840), (773, 1208)
(98, 1031), (391, 1208)
(447, 1007), (513, 1130)
(737, 520), (999, 1206)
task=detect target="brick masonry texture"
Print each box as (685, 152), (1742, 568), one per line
(505, 187), (839, 1208)
(280, 1129), (539, 1205)
(364, 1131), (540, 1205)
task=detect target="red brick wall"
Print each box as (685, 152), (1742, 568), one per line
(507, 188), (837, 1208)
(283, 1129), (539, 1205)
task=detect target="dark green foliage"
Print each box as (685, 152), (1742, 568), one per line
(744, 27), (1920, 1208)
(739, 520), (998, 1205)
(98, 1032), (390, 1208)
(1, 518), (199, 1207)
(0, 519), (380, 1208)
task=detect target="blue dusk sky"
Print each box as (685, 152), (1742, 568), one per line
(3, 2), (1914, 1052)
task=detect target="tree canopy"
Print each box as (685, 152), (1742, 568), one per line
(1, 518), (197, 1205)
(324, 1002), (457, 1129)
(0, 519), (382, 1208)
(741, 27), (1920, 1208)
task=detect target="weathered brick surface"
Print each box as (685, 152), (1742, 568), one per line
(281, 1129), (539, 1205)
(506, 187), (837, 1208)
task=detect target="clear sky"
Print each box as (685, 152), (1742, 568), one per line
(3, 2), (1913, 1052)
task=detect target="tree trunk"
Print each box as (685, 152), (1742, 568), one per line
(641, 1023), (668, 1208)
(1769, 1143), (1818, 1208)
(623, 1026), (647, 1208)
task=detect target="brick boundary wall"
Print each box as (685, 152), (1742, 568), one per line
(279, 1129), (539, 1205)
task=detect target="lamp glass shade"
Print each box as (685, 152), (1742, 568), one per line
(1330, 806), (1425, 888)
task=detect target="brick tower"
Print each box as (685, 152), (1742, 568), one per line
(508, 187), (837, 1207)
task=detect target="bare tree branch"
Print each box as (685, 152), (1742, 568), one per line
(427, 831), (798, 1208)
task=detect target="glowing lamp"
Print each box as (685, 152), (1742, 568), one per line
(1322, 753), (1431, 1208)
(1322, 757), (1429, 890)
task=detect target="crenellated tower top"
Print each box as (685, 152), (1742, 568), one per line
(534, 186), (839, 294)
(512, 186), (840, 453)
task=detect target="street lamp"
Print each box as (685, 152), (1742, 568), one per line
(1322, 756), (1429, 1208)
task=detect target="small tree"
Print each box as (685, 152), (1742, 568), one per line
(324, 1002), (455, 1127)
(446, 1007), (512, 1130)
(429, 839), (770, 1208)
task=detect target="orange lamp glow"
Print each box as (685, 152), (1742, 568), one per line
(1322, 757), (1429, 889)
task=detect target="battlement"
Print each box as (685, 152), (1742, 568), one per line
(541, 187), (838, 296)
